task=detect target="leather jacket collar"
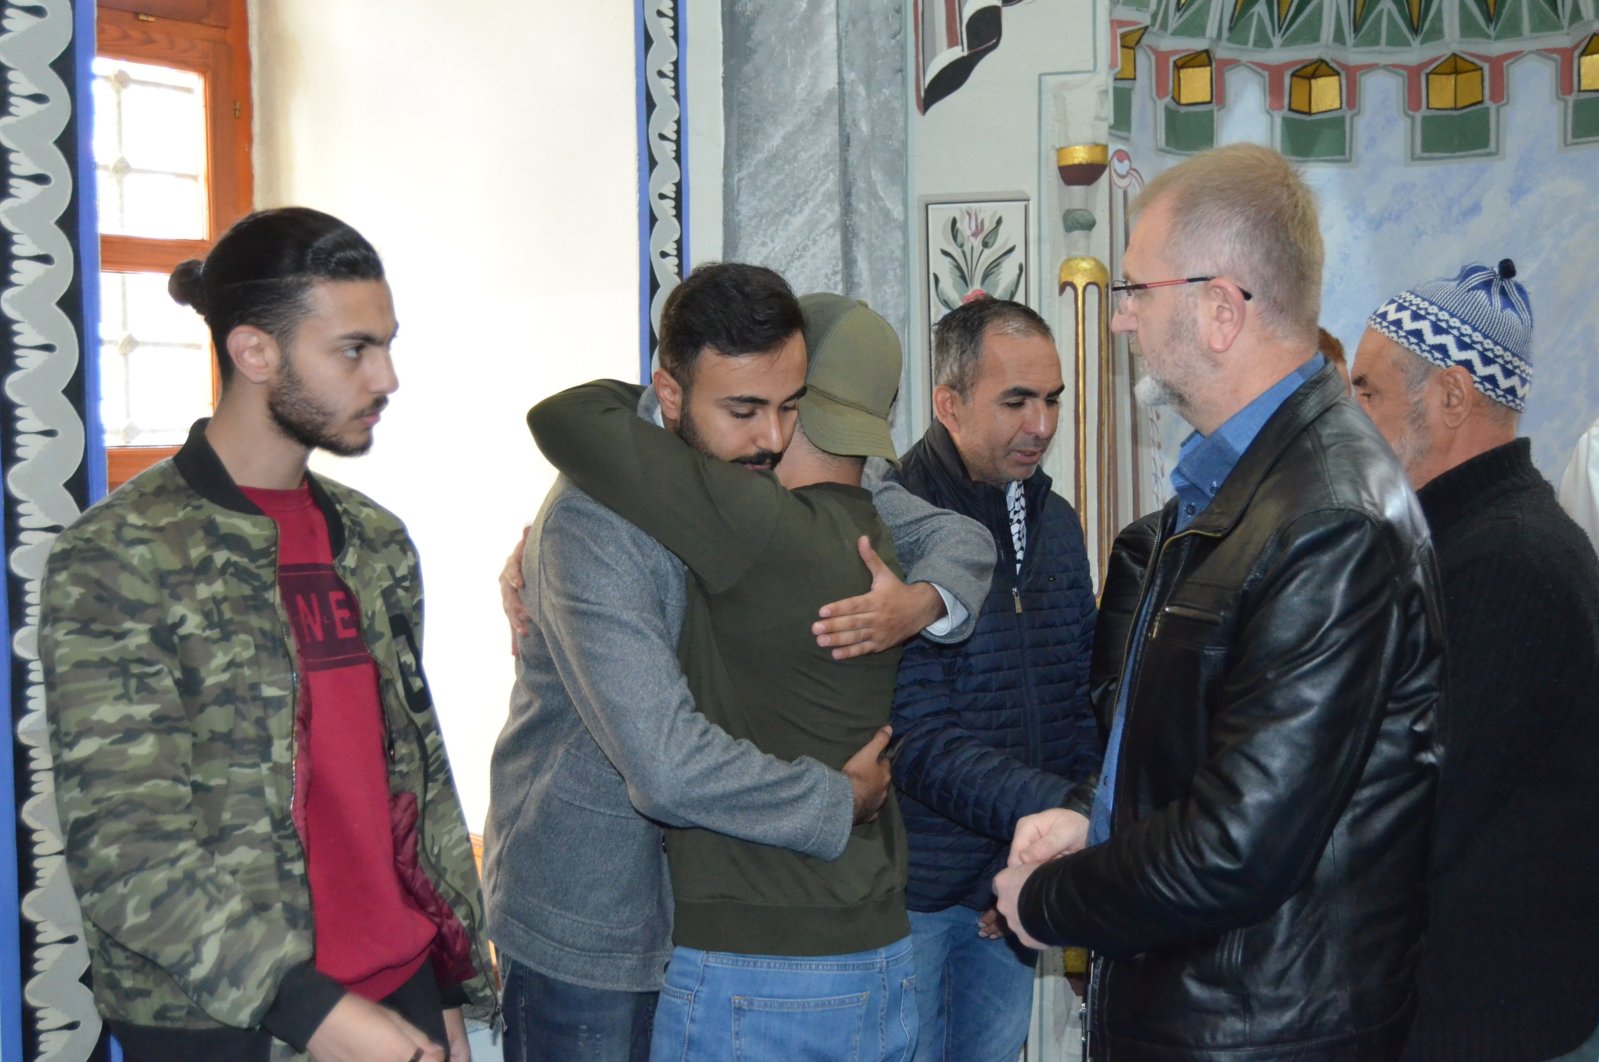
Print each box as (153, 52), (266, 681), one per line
(1173, 360), (1347, 537)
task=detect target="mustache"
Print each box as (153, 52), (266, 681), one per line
(734, 449), (783, 470)
(360, 396), (389, 418)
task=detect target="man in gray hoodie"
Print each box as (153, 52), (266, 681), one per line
(485, 263), (994, 1062)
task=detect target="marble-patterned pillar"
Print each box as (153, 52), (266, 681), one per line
(720, 0), (916, 446)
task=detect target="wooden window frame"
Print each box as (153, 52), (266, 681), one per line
(96, 0), (252, 489)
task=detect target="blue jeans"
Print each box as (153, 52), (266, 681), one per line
(649, 937), (918, 1062)
(908, 906), (1035, 1062)
(501, 957), (657, 1062)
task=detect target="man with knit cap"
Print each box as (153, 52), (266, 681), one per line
(1353, 260), (1599, 1061)
(527, 293), (926, 1062)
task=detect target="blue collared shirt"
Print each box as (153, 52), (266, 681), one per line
(1170, 354), (1326, 531)
(1088, 353), (1326, 845)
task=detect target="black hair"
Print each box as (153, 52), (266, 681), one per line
(657, 262), (804, 383)
(168, 207), (385, 384)
(932, 297), (1053, 398)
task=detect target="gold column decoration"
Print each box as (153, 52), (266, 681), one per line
(1579, 34), (1599, 92)
(1056, 144), (1109, 187)
(1427, 53), (1485, 110)
(1173, 51), (1215, 106)
(1289, 60), (1343, 114)
(1107, 148), (1145, 535)
(1117, 27), (1146, 80)
(1058, 255), (1110, 542)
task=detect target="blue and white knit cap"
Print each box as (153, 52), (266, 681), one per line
(1367, 259), (1534, 411)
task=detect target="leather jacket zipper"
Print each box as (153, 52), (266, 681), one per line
(1089, 517), (1216, 1047)
(1085, 952), (1105, 1060)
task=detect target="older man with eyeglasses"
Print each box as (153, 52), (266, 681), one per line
(993, 143), (1443, 1060)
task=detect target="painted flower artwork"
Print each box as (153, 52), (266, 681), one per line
(932, 207), (1024, 315)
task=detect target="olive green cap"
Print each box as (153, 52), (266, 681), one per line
(797, 293), (902, 466)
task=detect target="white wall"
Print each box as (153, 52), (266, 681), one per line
(251, 0), (642, 831)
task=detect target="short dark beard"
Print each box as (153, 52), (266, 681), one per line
(267, 354), (382, 457)
(676, 384), (783, 471)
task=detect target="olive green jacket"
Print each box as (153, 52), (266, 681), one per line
(41, 422), (494, 1049)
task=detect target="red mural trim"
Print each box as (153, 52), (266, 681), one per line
(1465, 49), (1523, 104)
(1338, 60), (1385, 110)
(1540, 45), (1576, 96)
(1248, 59), (1306, 111)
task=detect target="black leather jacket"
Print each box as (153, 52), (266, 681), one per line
(1018, 364), (1444, 1060)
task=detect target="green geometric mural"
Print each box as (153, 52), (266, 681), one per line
(1113, 0), (1599, 161)
(1113, 82), (1135, 137)
(1282, 112), (1353, 158)
(1572, 94), (1599, 141)
(1419, 105), (1495, 154)
(1164, 101), (1218, 151)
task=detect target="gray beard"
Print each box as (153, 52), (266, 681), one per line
(1134, 373), (1181, 409)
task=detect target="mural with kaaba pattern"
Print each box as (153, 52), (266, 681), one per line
(914, 0), (1598, 525)
(1115, 0), (1599, 493)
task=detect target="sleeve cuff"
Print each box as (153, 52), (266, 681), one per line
(814, 761), (855, 862)
(922, 585), (966, 641)
(1063, 775), (1097, 818)
(439, 975), (470, 1009)
(260, 963), (346, 1052)
(1018, 862), (1063, 947)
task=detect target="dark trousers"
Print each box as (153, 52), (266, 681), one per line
(109, 960), (446, 1061)
(501, 956), (656, 1062)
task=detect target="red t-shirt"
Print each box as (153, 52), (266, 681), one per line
(243, 483), (435, 1001)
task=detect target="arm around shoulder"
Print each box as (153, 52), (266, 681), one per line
(535, 494), (854, 859)
(865, 465), (995, 643)
(528, 380), (784, 593)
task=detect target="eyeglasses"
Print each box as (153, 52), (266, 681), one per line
(1110, 276), (1253, 310)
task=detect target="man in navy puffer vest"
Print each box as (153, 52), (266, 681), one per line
(886, 297), (1100, 1062)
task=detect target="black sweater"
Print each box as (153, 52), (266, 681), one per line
(1404, 438), (1599, 1060)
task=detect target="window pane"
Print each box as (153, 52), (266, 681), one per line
(91, 56), (207, 239)
(120, 172), (205, 239)
(99, 271), (214, 447)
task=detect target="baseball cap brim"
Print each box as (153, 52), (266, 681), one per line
(799, 386), (900, 467)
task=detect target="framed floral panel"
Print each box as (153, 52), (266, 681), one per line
(923, 194), (1030, 331)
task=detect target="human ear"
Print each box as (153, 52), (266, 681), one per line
(931, 384), (961, 433)
(1203, 281), (1247, 353)
(653, 367), (685, 423)
(1437, 366), (1474, 428)
(226, 326), (278, 386)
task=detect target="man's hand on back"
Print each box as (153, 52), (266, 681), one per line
(305, 992), (444, 1062)
(813, 537), (945, 660)
(499, 526), (533, 655)
(843, 725), (894, 824)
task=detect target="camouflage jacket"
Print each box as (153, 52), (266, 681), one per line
(41, 422), (495, 1048)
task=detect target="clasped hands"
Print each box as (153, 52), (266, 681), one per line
(993, 808), (1090, 951)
